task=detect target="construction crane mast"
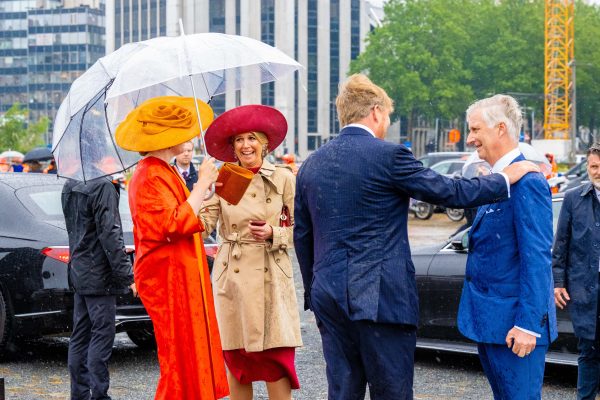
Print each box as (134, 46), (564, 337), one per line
(543, 0), (574, 140)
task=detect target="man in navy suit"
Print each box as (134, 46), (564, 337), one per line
(457, 94), (558, 400)
(294, 75), (538, 400)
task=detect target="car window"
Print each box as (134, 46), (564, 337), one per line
(449, 162), (465, 174)
(431, 162), (451, 174)
(552, 199), (562, 234)
(419, 157), (432, 168)
(17, 185), (131, 220)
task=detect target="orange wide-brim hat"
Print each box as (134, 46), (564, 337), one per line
(204, 105), (287, 162)
(115, 96), (214, 152)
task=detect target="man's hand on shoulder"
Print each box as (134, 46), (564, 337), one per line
(554, 287), (570, 309)
(505, 327), (537, 357)
(503, 161), (540, 184)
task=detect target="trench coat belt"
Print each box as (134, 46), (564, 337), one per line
(223, 232), (265, 259)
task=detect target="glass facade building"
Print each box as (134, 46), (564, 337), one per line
(106, 0), (374, 159)
(0, 0), (105, 143)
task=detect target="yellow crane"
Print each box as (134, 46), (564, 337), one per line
(543, 0), (574, 140)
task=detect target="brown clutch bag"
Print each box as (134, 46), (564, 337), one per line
(215, 162), (254, 205)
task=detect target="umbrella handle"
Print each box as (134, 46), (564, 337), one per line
(204, 183), (215, 200)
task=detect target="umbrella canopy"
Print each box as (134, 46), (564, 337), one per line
(52, 32), (302, 181)
(23, 147), (54, 163)
(0, 150), (24, 162)
(462, 142), (552, 179)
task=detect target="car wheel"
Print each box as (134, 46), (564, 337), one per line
(126, 328), (156, 349)
(446, 208), (465, 222)
(0, 289), (13, 356)
(414, 202), (434, 220)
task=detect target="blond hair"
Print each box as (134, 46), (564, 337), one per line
(336, 74), (394, 127)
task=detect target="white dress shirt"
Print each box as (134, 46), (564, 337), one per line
(344, 123), (376, 138)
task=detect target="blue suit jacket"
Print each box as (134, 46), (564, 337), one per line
(294, 126), (509, 326)
(458, 155), (558, 345)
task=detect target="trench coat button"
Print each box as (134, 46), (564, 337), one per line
(264, 267), (268, 272)
(234, 268), (239, 273)
(232, 224), (237, 230)
(275, 258), (280, 263)
(251, 193), (256, 198)
(266, 198), (272, 203)
(227, 202), (231, 206)
(223, 261), (228, 266)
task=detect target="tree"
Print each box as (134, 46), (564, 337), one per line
(0, 103), (48, 153)
(350, 0), (600, 135)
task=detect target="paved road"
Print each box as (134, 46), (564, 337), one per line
(0, 214), (578, 399)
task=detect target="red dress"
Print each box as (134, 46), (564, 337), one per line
(128, 157), (229, 399)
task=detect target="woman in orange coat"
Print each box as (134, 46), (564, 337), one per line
(115, 96), (229, 399)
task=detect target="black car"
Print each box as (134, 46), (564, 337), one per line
(413, 195), (577, 365)
(0, 173), (217, 355)
(417, 152), (470, 168)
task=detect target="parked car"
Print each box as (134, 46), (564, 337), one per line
(409, 158), (466, 221)
(0, 173), (218, 354)
(559, 159), (589, 193)
(412, 194), (577, 365)
(417, 152), (471, 168)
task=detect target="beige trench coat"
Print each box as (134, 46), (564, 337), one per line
(200, 160), (302, 352)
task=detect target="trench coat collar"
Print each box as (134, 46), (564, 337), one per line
(258, 158), (276, 177)
(580, 182), (594, 197)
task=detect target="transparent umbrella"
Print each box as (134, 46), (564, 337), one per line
(52, 31), (302, 181)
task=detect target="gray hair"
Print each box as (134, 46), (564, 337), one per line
(466, 94), (522, 141)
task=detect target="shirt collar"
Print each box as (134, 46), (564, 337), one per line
(344, 123), (376, 138)
(175, 163), (190, 174)
(491, 147), (521, 173)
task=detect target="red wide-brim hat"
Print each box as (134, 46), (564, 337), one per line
(204, 105), (287, 162)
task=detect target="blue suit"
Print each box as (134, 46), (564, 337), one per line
(458, 154), (558, 400)
(294, 126), (510, 399)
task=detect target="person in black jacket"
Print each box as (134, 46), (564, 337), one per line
(62, 173), (134, 400)
(553, 143), (600, 400)
(173, 140), (198, 191)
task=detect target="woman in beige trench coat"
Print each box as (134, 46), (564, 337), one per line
(200, 105), (302, 400)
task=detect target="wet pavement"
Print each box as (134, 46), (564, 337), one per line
(0, 214), (578, 399)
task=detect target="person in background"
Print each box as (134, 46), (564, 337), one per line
(201, 105), (302, 400)
(45, 159), (57, 174)
(457, 94), (557, 400)
(173, 140), (198, 191)
(281, 153), (299, 175)
(61, 148), (135, 400)
(116, 96), (228, 400)
(294, 74), (538, 400)
(553, 143), (600, 400)
(0, 158), (11, 173)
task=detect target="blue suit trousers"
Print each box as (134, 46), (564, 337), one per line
(477, 343), (547, 400)
(311, 279), (416, 400)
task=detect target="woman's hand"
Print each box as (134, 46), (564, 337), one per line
(196, 157), (219, 192)
(249, 221), (273, 241)
(187, 157), (219, 214)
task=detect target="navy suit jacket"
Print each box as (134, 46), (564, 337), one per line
(294, 126), (509, 326)
(552, 182), (600, 340)
(458, 155), (558, 345)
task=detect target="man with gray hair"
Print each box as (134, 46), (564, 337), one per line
(457, 94), (557, 399)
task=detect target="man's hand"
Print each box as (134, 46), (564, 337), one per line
(554, 287), (570, 309)
(505, 327), (537, 358)
(502, 161), (540, 184)
(130, 283), (138, 298)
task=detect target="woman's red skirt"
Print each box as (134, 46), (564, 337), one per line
(223, 347), (300, 389)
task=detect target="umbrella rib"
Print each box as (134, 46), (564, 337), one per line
(104, 97), (128, 174)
